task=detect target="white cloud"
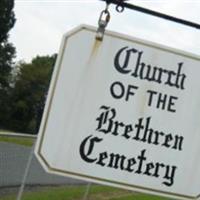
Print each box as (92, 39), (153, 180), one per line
(10, 1), (104, 61)
(10, 0), (200, 62)
(108, 1), (200, 55)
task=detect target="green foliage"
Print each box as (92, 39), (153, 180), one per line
(110, 193), (171, 200)
(0, 0), (15, 41)
(0, 135), (34, 146)
(0, 185), (126, 200)
(0, 0), (16, 88)
(0, 185), (172, 200)
(0, 0), (55, 135)
(0, 0), (16, 130)
(8, 55), (57, 134)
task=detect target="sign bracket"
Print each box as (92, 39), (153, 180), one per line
(100, 0), (200, 30)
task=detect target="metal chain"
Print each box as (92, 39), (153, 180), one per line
(96, 0), (129, 40)
(96, 2), (111, 41)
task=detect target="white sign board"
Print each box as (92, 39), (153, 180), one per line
(35, 25), (200, 200)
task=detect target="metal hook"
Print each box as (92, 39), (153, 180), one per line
(115, 0), (127, 13)
(116, 4), (124, 12)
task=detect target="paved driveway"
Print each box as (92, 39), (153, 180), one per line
(0, 142), (85, 187)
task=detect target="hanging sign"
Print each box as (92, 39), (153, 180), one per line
(35, 25), (200, 200)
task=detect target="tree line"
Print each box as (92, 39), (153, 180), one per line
(0, 0), (56, 134)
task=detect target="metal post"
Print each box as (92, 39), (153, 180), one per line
(16, 142), (35, 200)
(82, 183), (92, 200)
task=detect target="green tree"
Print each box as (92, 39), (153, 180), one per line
(0, 0), (16, 88)
(10, 55), (57, 134)
(0, 0), (16, 129)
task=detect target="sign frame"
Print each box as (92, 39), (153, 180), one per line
(35, 24), (200, 200)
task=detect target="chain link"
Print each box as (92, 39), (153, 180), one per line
(96, 3), (111, 41)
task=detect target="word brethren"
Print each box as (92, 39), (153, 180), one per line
(96, 106), (183, 150)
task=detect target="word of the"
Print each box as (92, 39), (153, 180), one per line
(110, 81), (178, 113)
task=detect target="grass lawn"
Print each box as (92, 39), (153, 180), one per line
(0, 185), (172, 200)
(0, 135), (35, 147)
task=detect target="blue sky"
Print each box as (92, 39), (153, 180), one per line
(10, 0), (200, 62)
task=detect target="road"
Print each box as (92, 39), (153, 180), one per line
(0, 142), (85, 187)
